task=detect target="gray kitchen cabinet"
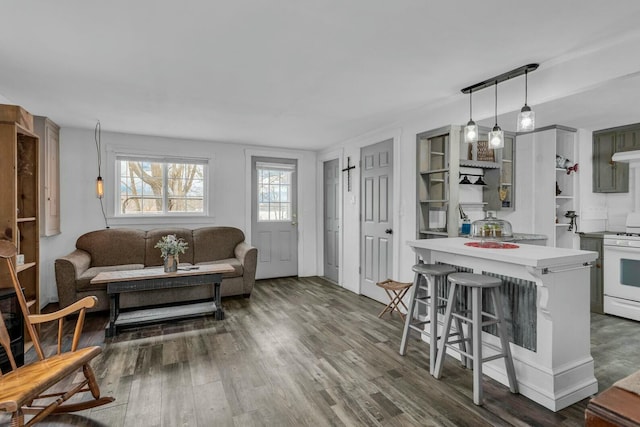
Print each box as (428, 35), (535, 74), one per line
(579, 233), (604, 314)
(593, 130), (628, 193)
(616, 127), (640, 152)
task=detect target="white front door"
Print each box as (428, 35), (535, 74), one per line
(360, 139), (393, 301)
(323, 158), (339, 283)
(251, 157), (298, 279)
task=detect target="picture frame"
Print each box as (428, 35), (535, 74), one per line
(476, 140), (495, 162)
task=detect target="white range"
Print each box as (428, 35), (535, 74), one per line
(604, 212), (640, 321)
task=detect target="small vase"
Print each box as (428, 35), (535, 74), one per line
(164, 255), (178, 273)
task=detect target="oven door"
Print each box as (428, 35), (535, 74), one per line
(604, 245), (640, 301)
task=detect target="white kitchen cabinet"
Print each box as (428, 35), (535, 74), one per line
(520, 125), (578, 248)
(34, 116), (60, 236)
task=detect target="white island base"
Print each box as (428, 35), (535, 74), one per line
(408, 238), (598, 412)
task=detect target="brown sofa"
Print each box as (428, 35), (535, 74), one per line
(55, 227), (257, 312)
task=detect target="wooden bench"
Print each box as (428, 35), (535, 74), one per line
(586, 370), (640, 426)
(0, 240), (114, 426)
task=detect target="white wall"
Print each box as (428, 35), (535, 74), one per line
(39, 127), (317, 306)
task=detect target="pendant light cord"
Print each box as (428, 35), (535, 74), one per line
(469, 90), (473, 119)
(494, 81), (498, 126)
(95, 121), (109, 229)
(524, 69), (528, 106)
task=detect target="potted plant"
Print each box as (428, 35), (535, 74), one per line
(155, 234), (188, 272)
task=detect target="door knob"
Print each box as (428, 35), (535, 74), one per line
(385, 229), (393, 234)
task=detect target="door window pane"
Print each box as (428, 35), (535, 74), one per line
(257, 167), (293, 221)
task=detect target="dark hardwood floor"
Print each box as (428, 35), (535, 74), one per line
(3, 276), (639, 426)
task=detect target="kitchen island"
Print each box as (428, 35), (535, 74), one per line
(408, 237), (598, 411)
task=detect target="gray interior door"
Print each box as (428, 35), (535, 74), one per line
(323, 158), (339, 283)
(251, 157), (298, 279)
(360, 139), (393, 302)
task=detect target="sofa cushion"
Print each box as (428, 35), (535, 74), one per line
(76, 264), (145, 291)
(195, 258), (243, 278)
(76, 229), (146, 267)
(144, 228), (194, 266)
(193, 227), (245, 263)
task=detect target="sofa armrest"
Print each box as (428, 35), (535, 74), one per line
(54, 249), (91, 309)
(234, 242), (257, 296)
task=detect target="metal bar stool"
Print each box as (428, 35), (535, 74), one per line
(433, 272), (518, 405)
(376, 279), (412, 320)
(399, 263), (457, 375)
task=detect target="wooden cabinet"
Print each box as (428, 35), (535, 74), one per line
(34, 116), (60, 236)
(580, 233), (604, 314)
(0, 113), (40, 314)
(416, 125), (515, 238)
(593, 130), (629, 193)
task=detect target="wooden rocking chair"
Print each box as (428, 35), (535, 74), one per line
(0, 240), (114, 426)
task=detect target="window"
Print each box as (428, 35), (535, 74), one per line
(117, 156), (207, 215)
(256, 162), (294, 221)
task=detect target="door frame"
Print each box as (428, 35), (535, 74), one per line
(317, 149), (344, 286)
(245, 149), (307, 276)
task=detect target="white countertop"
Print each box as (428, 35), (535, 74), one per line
(408, 237), (597, 269)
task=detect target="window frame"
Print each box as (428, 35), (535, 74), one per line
(114, 154), (209, 218)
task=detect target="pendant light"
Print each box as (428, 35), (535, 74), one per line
(464, 90), (478, 144)
(95, 121), (104, 198)
(488, 81), (504, 149)
(517, 69), (535, 132)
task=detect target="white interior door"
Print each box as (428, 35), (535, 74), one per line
(323, 158), (339, 283)
(360, 139), (393, 301)
(251, 157), (298, 279)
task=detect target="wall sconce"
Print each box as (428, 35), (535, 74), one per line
(464, 90), (478, 144)
(488, 82), (504, 149)
(517, 69), (535, 132)
(96, 176), (104, 198)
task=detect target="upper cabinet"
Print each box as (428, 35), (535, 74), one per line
(417, 126), (460, 239)
(416, 125), (515, 239)
(592, 122), (640, 193)
(34, 116), (61, 236)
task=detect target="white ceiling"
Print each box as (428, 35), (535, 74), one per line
(2, 1), (640, 150)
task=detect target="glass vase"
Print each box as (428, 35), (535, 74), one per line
(164, 255), (178, 273)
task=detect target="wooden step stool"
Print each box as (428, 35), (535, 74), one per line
(376, 279), (412, 320)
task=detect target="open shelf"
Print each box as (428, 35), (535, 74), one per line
(459, 159), (500, 169)
(17, 217), (36, 223)
(16, 262), (36, 273)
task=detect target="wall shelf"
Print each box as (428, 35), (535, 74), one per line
(16, 217), (36, 223)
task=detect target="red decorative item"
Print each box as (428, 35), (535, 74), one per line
(464, 242), (519, 249)
(567, 163), (579, 175)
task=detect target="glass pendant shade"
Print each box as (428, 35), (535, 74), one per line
(488, 125), (504, 148)
(517, 105), (535, 132)
(464, 120), (478, 143)
(488, 82), (503, 148)
(517, 69), (535, 132)
(464, 91), (478, 143)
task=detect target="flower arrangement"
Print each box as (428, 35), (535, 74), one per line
(154, 234), (188, 259)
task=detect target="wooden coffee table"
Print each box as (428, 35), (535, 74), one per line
(90, 264), (235, 337)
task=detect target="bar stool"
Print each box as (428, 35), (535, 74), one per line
(433, 272), (518, 405)
(399, 263), (457, 375)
